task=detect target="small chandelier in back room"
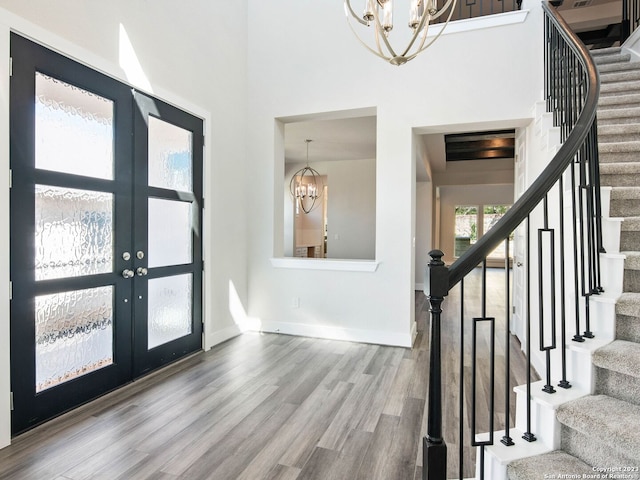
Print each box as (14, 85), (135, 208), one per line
(289, 139), (324, 214)
(344, 0), (457, 66)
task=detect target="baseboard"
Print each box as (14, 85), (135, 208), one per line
(257, 321), (413, 347)
(204, 324), (242, 350)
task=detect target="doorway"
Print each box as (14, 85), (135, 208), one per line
(10, 34), (203, 434)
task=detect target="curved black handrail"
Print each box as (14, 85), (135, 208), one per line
(447, 2), (600, 289)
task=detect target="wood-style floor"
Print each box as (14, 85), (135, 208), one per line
(0, 269), (536, 480)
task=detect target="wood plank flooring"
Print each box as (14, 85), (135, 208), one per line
(0, 268), (537, 479)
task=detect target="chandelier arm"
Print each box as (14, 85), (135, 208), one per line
(371, 4), (399, 59)
(400, 9), (432, 57)
(344, 0), (369, 26)
(402, 0), (456, 61)
(430, 0), (457, 21)
(346, 14), (393, 61)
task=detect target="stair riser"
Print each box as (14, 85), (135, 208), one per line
(601, 174), (640, 187)
(624, 269), (640, 292)
(561, 427), (639, 472)
(616, 313), (640, 343)
(599, 116), (640, 126)
(601, 86), (640, 97)
(620, 231), (640, 251)
(600, 152), (640, 162)
(594, 55), (632, 66)
(599, 133), (640, 142)
(610, 199), (640, 216)
(601, 71), (640, 83)
(599, 63), (640, 74)
(595, 367), (640, 407)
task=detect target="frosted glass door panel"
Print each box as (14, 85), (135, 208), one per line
(36, 286), (114, 392)
(35, 72), (114, 179)
(35, 185), (113, 281)
(148, 274), (192, 349)
(148, 198), (192, 267)
(148, 116), (193, 192)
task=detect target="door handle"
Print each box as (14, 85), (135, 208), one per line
(122, 269), (135, 278)
(136, 267), (148, 277)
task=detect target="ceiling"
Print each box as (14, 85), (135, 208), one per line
(284, 117), (376, 164)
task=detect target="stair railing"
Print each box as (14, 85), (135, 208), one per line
(422, 2), (602, 479)
(622, 0), (640, 43)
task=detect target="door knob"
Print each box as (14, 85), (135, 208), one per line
(136, 267), (148, 276)
(516, 262), (523, 267)
(122, 269), (135, 278)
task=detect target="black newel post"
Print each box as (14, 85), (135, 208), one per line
(423, 250), (449, 480)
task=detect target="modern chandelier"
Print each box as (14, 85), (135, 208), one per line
(289, 140), (323, 214)
(344, 0), (457, 65)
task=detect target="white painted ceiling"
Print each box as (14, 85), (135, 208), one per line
(284, 116), (376, 164)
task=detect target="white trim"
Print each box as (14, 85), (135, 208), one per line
(270, 257), (379, 272)
(205, 325), (242, 350)
(622, 25), (640, 62)
(0, 17), (11, 451)
(257, 321), (412, 348)
(428, 9), (529, 37)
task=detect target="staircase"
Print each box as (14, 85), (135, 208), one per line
(507, 47), (640, 479)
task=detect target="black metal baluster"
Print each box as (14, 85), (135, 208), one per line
(558, 175), (571, 389)
(423, 250), (448, 480)
(622, 0), (631, 42)
(472, 313), (495, 480)
(578, 153), (595, 339)
(539, 195), (557, 394)
(591, 120), (605, 293)
(502, 238), (515, 445)
(523, 216), (537, 442)
(570, 157), (585, 343)
(459, 278), (465, 480)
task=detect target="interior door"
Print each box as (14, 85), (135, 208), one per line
(9, 34), (203, 435)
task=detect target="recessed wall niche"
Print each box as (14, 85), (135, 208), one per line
(283, 115), (377, 260)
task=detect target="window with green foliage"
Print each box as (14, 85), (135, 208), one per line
(454, 204), (512, 259)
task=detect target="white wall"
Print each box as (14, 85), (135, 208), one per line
(0, 0), (248, 446)
(247, 1), (544, 347)
(326, 158), (376, 260)
(415, 182), (433, 290)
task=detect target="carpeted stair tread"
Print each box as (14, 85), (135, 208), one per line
(616, 292), (640, 317)
(616, 314), (640, 343)
(611, 187), (640, 199)
(591, 46), (622, 56)
(599, 123), (640, 142)
(593, 340), (640, 379)
(623, 251), (640, 269)
(598, 110), (640, 127)
(621, 216), (640, 231)
(594, 53), (631, 65)
(601, 69), (640, 83)
(599, 93), (640, 107)
(601, 164), (640, 187)
(556, 395), (640, 459)
(598, 61), (640, 74)
(507, 450), (593, 480)
(600, 162), (640, 174)
(599, 141), (640, 153)
(601, 80), (640, 95)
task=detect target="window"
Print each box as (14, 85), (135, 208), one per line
(454, 204), (512, 260)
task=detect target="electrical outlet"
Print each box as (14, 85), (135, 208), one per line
(292, 297), (300, 308)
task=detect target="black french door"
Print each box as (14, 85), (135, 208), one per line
(10, 34), (203, 435)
